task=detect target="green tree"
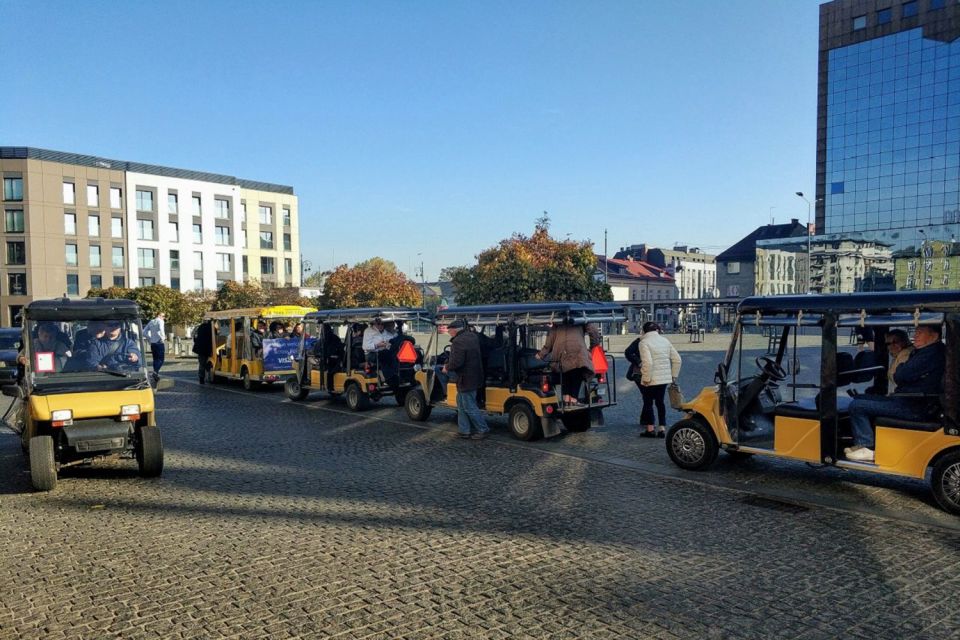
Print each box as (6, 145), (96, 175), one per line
(451, 218), (612, 305)
(213, 280), (267, 310)
(172, 290), (215, 327)
(320, 258), (423, 309)
(130, 285), (183, 322)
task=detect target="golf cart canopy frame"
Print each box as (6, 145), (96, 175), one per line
(436, 302), (625, 327)
(304, 307), (431, 324)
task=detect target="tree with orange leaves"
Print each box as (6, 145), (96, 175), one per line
(320, 258), (423, 309)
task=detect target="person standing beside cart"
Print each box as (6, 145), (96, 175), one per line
(442, 319), (490, 440)
(637, 321), (682, 438)
(144, 312), (166, 377)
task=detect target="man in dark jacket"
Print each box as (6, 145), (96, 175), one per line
(192, 320), (214, 384)
(846, 324), (946, 462)
(442, 319), (490, 440)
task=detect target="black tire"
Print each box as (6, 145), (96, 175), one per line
(345, 383), (369, 411)
(931, 451), (960, 516)
(29, 435), (57, 491)
(508, 403), (543, 441)
(666, 418), (719, 471)
(242, 369), (260, 391)
(405, 388), (432, 421)
(136, 426), (164, 478)
(285, 377), (309, 401)
(561, 410), (592, 433)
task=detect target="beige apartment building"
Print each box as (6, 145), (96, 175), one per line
(240, 187), (301, 287)
(0, 147), (300, 327)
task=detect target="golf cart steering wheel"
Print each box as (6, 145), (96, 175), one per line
(755, 356), (787, 381)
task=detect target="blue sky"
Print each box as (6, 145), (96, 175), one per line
(1, 0), (822, 281)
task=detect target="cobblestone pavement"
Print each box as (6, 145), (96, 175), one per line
(1, 350), (959, 638)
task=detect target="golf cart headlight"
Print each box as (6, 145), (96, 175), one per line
(52, 410), (72, 421)
(121, 404), (140, 416)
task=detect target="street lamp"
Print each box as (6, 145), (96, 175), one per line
(796, 192), (813, 292)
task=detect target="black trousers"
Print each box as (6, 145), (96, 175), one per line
(640, 383), (667, 426)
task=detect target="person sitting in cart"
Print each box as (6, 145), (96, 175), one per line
(363, 318), (398, 382)
(34, 322), (72, 372)
(846, 324), (945, 462)
(67, 320), (141, 372)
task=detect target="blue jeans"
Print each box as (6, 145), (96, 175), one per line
(150, 342), (165, 373)
(456, 389), (489, 435)
(849, 395), (930, 449)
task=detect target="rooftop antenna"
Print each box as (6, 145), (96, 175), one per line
(769, 206), (776, 225)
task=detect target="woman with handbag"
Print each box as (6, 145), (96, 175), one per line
(637, 321), (682, 438)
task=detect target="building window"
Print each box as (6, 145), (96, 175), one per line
(111, 217), (123, 238)
(194, 251), (203, 270)
(242, 231), (247, 249)
(192, 195), (201, 215)
(830, 181), (844, 195)
(902, 1), (918, 18)
(91, 274), (102, 289)
(726, 262), (740, 275)
(261, 257), (275, 275)
(194, 278), (204, 290)
(193, 223), (202, 244)
(66, 274), (79, 296)
(876, 8), (891, 24)
(285, 258), (293, 276)
(65, 243), (78, 266)
(4, 209), (23, 232)
(240, 201), (246, 224)
(137, 219), (155, 241)
(9, 305), (22, 327)
(3, 177), (23, 201)
(171, 277), (180, 290)
(88, 214), (100, 237)
(89, 245), (101, 268)
(139, 276), (156, 287)
(242, 255), (248, 274)
(931, 0), (945, 9)
(113, 275), (125, 287)
(7, 241), (25, 265)
(259, 205), (273, 225)
(64, 213), (77, 235)
(215, 199), (230, 219)
(169, 221), (179, 242)
(109, 187), (122, 209)
(8, 273), (26, 296)
(260, 231), (274, 249)
(215, 225), (231, 246)
(87, 184), (99, 207)
(137, 248), (156, 269)
(136, 190), (154, 212)
(63, 182), (75, 205)
(283, 233), (291, 251)
(112, 246), (124, 268)
(216, 253), (232, 272)
(282, 207), (291, 226)
(168, 193), (178, 214)
(853, 14), (867, 29)
(170, 250), (180, 271)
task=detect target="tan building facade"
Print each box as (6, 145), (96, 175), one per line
(240, 188), (301, 287)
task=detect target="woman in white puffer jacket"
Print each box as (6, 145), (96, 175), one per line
(638, 322), (682, 438)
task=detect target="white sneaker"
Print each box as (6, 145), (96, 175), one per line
(846, 447), (875, 462)
(843, 445), (862, 455)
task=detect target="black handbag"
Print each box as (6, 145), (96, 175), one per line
(625, 363), (640, 382)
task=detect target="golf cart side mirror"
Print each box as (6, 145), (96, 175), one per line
(156, 378), (175, 391)
(715, 362), (728, 385)
(2, 384), (22, 398)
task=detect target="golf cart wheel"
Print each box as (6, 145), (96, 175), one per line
(666, 418), (718, 471)
(29, 435), (57, 491)
(136, 426), (164, 478)
(345, 383), (369, 411)
(242, 369), (260, 391)
(560, 410), (591, 433)
(931, 451), (960, 516)
(285, 377), (309, 401)
(404, 388), (432, 421)
(508, 403), (542, 441)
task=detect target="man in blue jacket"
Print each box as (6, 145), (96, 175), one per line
(83, 320), (142, 372)
(846, 324), (946, 462)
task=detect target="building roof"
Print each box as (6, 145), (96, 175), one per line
(0, 146), (293, 195)
(596, 256), (675, 282)
(716, 219), (809, 263)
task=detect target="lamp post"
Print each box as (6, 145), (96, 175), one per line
(795, 192), (813, 292)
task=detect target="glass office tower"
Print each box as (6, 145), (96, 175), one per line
(818, 0), (960, 289)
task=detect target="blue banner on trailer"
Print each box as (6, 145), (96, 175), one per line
(262, 339), (300, 372)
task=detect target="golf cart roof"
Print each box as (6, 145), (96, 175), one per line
(24, 297), (142, 322)
(304, 307), (431, 323)
(737, 291), (960, 327)
(436, 302), (625, 326)
(204, 305), (316, 321)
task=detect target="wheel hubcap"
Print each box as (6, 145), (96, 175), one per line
(942, 461), (960, 507)
(410, 396), (421, 413)
(672, 427), (705, 464)
(513, 412), (529, 435)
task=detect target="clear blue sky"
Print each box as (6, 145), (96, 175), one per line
(1, 0), (822, 281)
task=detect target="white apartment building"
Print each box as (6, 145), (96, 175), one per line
(661, 246), (717, 300)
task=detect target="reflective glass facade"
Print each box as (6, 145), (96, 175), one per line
(825, 28), (960, 252)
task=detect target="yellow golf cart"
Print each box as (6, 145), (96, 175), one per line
(4, 297), (171, 491)
(405, 302), (624, 440)
(286, 307), (430, 410)
(204, 305), (315, 390)
(666, 291), (960, 514)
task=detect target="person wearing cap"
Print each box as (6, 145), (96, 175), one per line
(86, 320), (142, 372)
(442, 319), (489, 439)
